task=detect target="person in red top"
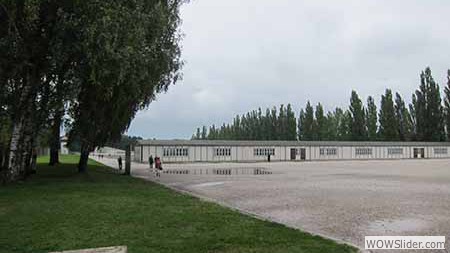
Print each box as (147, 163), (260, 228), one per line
(155, 157), (162, 177)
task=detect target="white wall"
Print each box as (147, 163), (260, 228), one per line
(135, 144), (450, 163)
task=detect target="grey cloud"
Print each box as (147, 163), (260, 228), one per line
(127, 0), (450, 139)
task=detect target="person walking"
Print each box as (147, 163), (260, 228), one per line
(118, 156), (123, 170)
(155, 157), (162, 177)
(148, 155), (154, 169)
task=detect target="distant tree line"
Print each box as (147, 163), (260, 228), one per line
(68, 135), (143, 152)
(193, 67), (450, 142)
(193, 104), (297, 141)
(105, 135), (143, 151)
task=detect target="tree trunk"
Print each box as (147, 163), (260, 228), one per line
(49, 147), (59, 166)
(7, 120), (25, 182)
(125, 145), (131, 175)
(0, 143), (9, 183)
(26, 136), (38, 175)
(21, 110), (35, 177)
(6, 72), (37, 182)
(30, 150), (37, 174)
(21, 134), (33, 177)
(23, 145), (32, 176)
(49, 109), (63, 166)
(0, 144), (5, 170)
(6, 116), (34, 180)
(78, 145), (90, 173)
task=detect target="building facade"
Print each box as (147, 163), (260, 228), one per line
(134, 140), (450, 163)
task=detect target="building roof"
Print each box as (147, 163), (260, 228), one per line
(137, 139), (450, 147)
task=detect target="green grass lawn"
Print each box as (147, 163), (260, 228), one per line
(0, 155), (356, 253)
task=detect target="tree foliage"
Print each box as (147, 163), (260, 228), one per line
(67, 0), (184, 172)
(0, 0), (185, 180)
(349, 91), (367, 141)
(411, 67), (445, 141)
(444, 70), (450, 140)
(0, 0), (79, 180)
(379, 89), (399, 141)
(394, 93), (413, 141)
(366, 96), (378, 141)
(302, 102), (316, 141)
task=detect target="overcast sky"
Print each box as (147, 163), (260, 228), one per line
(127, 0), (450, 139)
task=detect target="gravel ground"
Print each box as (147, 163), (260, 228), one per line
(95, 157), (450, 253)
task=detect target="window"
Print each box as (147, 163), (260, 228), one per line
(320, 148), (337, 156)
(163, 147), (188, 157)
(355, 148), (372, 156)
(434, 148), (448, 155)
(215, 148), (231, 156)
(328, 148), (337, 155)
(254, 148), (275, 156)
(388, 148), (403, 155)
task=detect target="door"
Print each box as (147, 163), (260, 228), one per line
(299, 148), (306, 160)
(413, 148), (425, 158)
(413, 148), (419, 158)
(290, 148), (296, 160)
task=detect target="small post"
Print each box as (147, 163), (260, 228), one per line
(125, 145), (131, 176)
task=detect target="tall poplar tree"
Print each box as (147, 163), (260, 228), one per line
(193, 128), (201, 140)
(270, 107), (278, 140)
(366, 96), (378, 141)
(444, 70), (450, 141)
(303, 102), (315, 141)
(278, 105), (286, 140)
(298, 109), (306, 141)
(325, 111), (337, 140)
(286, 104), (297, 140)
(340, 110), (353, 141)
(264, 108), (272, 140)
(412, 67), (444, 141)
(232, 115), (242, 140)
(379, 89), (399, 141)
(201, 126), (207, 140)
(394, 93), (413, 141)
(409, 103), (417, 140)
(349, 91), (367, 141)
(315, 103), (326, 140)
(256, 108), (263, 140)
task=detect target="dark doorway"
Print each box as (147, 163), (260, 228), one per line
(413, 148), (425, 158)
(290, 149), (296, 160)
(299, 148), (306, 160)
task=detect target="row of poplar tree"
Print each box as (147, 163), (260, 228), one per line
(0, 1), (184, 183)
(193, 68), (450, 142)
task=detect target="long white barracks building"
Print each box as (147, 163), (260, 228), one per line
(134, 140), (450, 163)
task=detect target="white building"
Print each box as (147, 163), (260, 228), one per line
(60, 136), (69, 155)
(134, 140), (450, 163)
(93, 147), (126, 158)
